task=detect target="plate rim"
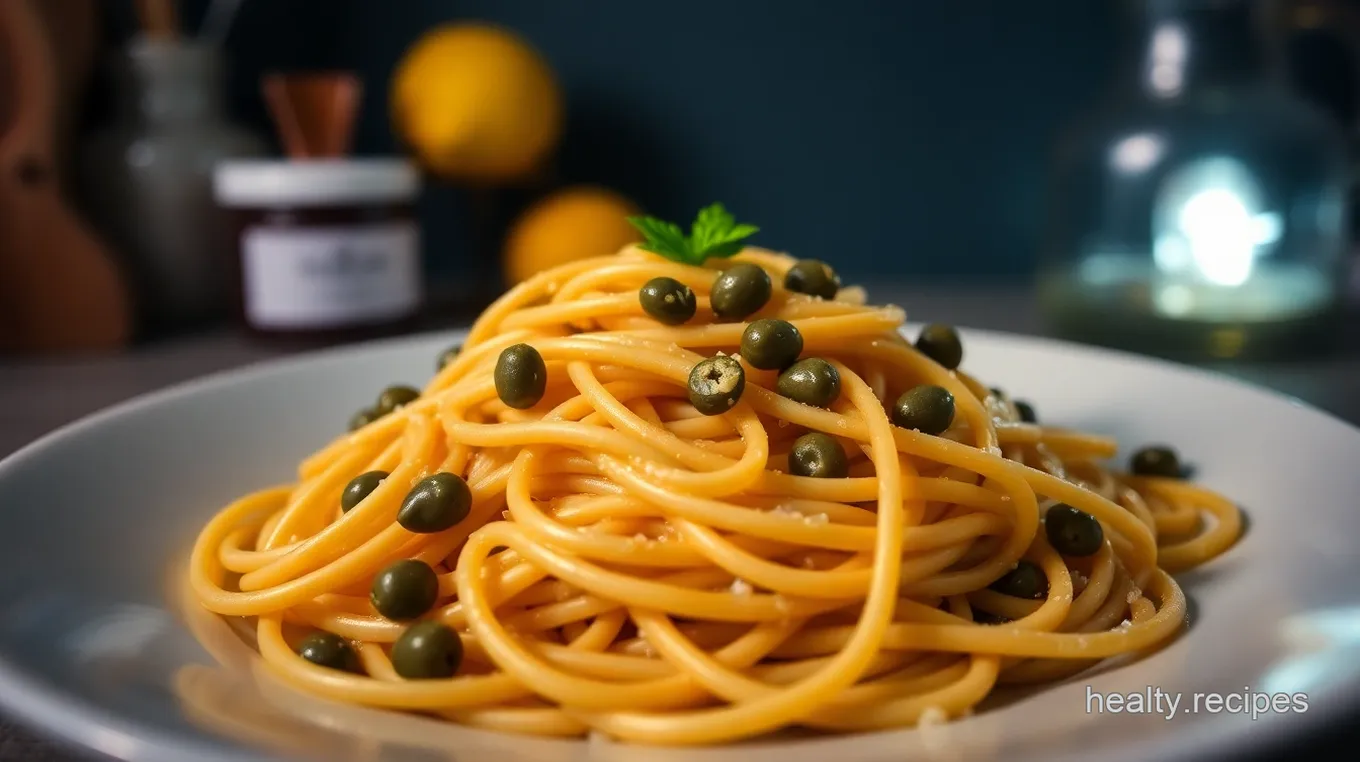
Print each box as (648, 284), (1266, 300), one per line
(1, 324), (1358, 762)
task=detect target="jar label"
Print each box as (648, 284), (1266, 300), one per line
(242, 223), (421, 329)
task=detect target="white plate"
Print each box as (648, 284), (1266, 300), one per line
(0, 327), (1357, 762)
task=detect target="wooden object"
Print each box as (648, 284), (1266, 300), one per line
(134, 0), (179, 40)
(0, 0), (131, 353)
(262, 73), (362, 158)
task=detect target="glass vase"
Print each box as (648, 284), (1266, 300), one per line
(1039, 0), (1351, 361)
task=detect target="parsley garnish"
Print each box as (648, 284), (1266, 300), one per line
(627, 203), (760, 266)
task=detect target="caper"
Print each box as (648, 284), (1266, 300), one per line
(892, 385), (955, 435)
(397, 473), (472, 533)
(788, 432), (848, 479)
(1045, 504), (1104, 556)
(1130, 445), (1181, 478)
(710, 263), (772, 320)
(783, 259), (841, 300)
(988, 560), (1048, 600)
(391, 621), (463, 679)
(688, 355), (745, 415)
(341, 470), (389, 512)
(639, 277), (697, 325)
(371, 559), (441, 620)
(349, 408), (379, 432)
(776, 358), (841, 408)
(740, 318), (803, 371)
(915, 324), (963, 370)
(376, 385), (421, 415)
(437, 344), (463, 371)
(1014, 400), (1037, 423)
(295, 632), (360, 673)
(494, 343), (547, 409)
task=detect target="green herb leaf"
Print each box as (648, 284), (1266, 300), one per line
(689, 203), (734, 255)
(626, 215), (692, 262)
(627, 203), (759, 265)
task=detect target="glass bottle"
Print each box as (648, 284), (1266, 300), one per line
(79, 35), (267, 335)
(1039, 0), (1351, 361)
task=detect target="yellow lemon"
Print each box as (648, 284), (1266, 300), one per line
(503, 187), (643, 285)
(392, 24), (563, 183)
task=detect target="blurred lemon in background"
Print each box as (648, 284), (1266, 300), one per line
(392, 24), (563, 183)
(503, 186), (642, 285)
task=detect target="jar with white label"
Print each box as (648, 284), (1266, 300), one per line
(213, 158), (423, 341)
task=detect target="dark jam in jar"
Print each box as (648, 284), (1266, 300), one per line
(213, 159), (424, 344)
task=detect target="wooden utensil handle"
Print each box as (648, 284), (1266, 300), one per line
(262, 72), (362, 158)
(135, 0), (178, 39)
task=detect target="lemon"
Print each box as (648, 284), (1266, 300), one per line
(392, 24), (563, 183)
(503, 187), (642, 285)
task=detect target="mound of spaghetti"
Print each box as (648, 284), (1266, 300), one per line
(189, 204), (1241, 745)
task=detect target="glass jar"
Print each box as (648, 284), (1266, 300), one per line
(212, 158), (424, 343)
(79, 36), (267, 334)
(1039, 0), (1351, 360)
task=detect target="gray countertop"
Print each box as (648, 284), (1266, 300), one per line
(0, 284), (1355, 760)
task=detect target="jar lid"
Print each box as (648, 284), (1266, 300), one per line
(214, 158), (419, 207)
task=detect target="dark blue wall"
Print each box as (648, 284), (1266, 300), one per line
(103, 1), (1125, 286)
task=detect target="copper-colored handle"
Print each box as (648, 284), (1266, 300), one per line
(262, 73), (362, 159)
(262, 72), (363, 159)
(134, 0), (178, 40)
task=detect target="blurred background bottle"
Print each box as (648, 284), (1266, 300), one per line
(1272, 0), (1360, 309)
(80, 33), (267, 336)
(1040, 0), (1351, 361)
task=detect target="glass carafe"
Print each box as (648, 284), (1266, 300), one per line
(80, 36), (267, 334)
(1039, 0), (1351, 361)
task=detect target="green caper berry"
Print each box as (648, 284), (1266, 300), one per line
(370, 559), (441, 620)
(788, 432), (848, 479)
(397, 473), (472, 533)
(914, 324), (963, 370)
(295, 632), (360, 673)
(776, 358), (841, 408)
(740, 318), (803, 371)
(892, 385), (955, 435)
(1045, 504), (1104, 556)
(341, 470), (389, 512)
(1014, 400), (1037, 423)
(639, 277), (697, 325)
(437, 344), (463, 371)
(783, 259), (841, 300)
(349, 408), (379, 432)
(710, 263), (772, 321)
(1130, 445), (1181, 478)
(688, 355), (746, 415)
(391, 621), (463, 679)
(494, 343), (547, 409)
(988, 560), (1048, 600)
(376, 385), (421, 415)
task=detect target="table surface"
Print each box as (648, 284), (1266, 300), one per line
(1, 285), (1357, 761)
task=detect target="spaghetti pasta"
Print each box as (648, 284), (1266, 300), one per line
(189, 239), (1241, 745)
